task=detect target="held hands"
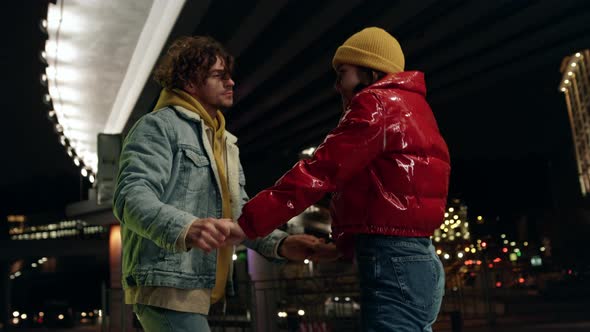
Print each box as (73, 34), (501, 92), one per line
(185, 218), (342, 262)
(309, 241), (342, 262)
(224, 222), (246, 245)
(278, 234), (321, 261)
(278, 235), (343, 263)
(185, 218), (246, 253)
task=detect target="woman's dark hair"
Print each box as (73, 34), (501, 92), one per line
(353, 67), (387, 94)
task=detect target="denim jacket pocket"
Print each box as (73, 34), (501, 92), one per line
(180, 148), (212, 193)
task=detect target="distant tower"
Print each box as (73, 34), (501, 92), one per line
(433, 198), (470, 244)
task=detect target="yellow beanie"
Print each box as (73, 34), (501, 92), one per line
(332, 27), (404, 74)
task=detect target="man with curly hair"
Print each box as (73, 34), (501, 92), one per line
(113, 36), (321, 331)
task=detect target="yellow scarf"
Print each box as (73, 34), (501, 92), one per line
(154, 89), (233, 304)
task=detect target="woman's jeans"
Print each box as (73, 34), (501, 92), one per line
(355, 234), (445, 332)
(133, 303), (211, 332)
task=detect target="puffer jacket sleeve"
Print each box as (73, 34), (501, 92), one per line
(237, 161), (288, 261)
(238, 92), (387, 238)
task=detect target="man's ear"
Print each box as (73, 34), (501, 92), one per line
(184, 82), (195, 94)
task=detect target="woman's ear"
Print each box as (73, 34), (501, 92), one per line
(372, 71), (380, 82)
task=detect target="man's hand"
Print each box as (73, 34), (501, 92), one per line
(278, 234), (322, 262)
(310, 242), (342, 262)
(185, 218), (233, 253)
(224, 223), (246, 246)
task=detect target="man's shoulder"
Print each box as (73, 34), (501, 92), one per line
(146, 106), (180, 122)
(126, 108), (182, 140)
(135, 107), (186, 129)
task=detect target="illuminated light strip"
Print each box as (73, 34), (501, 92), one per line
(104, 0), (187, 134)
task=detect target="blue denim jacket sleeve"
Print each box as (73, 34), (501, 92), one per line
(113, 113), (195, 253)
(237, 162), (288, 261)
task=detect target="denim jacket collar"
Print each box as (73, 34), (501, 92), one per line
(170, 106), (238, 145)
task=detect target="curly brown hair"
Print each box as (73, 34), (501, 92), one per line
(153, 36), (234, 89)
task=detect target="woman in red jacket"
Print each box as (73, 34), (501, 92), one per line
(238, 27), (450, 332)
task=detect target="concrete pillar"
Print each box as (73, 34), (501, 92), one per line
(248, 249), (282, 332)
(107, 225), (134, 332)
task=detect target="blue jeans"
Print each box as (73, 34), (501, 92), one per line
(355, 235), (445, 332)
(133, 303), (211, 332)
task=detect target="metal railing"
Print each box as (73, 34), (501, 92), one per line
(100, 263), (562, 331)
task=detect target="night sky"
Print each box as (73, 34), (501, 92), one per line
(1, 2), (82, 220)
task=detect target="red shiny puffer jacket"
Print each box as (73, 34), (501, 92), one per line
(238, 71), (450, 251)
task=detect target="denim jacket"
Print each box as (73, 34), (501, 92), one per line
(113, 106), (287, 291)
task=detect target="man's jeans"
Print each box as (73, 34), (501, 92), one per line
(134, 303), (210, 332)
(355, 234), (445, 332)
